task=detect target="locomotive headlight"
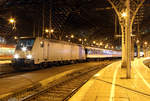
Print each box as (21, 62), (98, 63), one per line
(21, 47), (27, 52)
(26, 54), (32, 59)
(14, 54), (19, 59)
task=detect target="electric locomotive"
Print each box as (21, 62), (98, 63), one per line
(12, 37), (85, 70)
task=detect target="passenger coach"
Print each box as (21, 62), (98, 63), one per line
(85, 46), (121, 60)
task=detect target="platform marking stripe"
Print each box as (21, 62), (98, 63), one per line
(134, 60), (150, 89)
(109, 64), (120, 101)
(94, 62), (119, 77)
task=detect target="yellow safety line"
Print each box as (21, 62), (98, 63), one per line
(109, 63), (120, 101)
(94, 62), (118, 77)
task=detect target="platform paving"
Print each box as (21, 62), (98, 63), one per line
(69, 58), (150, 101)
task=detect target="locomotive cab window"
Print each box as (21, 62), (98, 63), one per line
(16, 38), (35, 50)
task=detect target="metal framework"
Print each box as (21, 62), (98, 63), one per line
(107, 0), (145, 78)
(134, 6), (144, 58)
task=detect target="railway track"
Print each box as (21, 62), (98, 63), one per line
(0, 61), (114, 101)
(22, 66), (100, 101)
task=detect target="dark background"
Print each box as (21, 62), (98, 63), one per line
(0, 0), (150, 47)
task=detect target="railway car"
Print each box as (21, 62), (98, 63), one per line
(85, 46), (121, 60)
(12, 37), (86, 70)
(12, 37), (122, 70)
(0, 44), (15, 60)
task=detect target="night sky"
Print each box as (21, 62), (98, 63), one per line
(0, 0), (150, 47)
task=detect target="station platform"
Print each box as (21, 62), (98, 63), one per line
(69, 58), (150, 101)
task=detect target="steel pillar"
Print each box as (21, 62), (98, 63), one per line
(125, 0), (131, 78)
(137, 44), (140, 58)
(121, 25), (126, 68)
(107, 0), (145, 79)
(131, 38), (134, 61)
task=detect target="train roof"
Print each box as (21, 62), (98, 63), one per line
(85, 46), (121, 52)
(18, 37), (84, 47)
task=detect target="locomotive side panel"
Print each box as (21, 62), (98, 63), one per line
(49, 42), (71, 61)
(33, 38), (82, 63)
(43, 40), (49, 60)
(62, 44), (70, 60)
(81, 46), (86, 60)
(64, 43), (72, 60)
(71, 45), (79, 60)
(32, 38), (44, 64)
(78, 45), (86, 60)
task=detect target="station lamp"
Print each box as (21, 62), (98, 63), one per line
(96, 43), (99, 46)
(50, 29), (54, 33)
(121, 12), (127, 18)
(136, 40), (140, 44)
(45, 29), (49, 33)
(144, 41), (148, 45)
(9, 17), (16, 30)
(100, 42), (103, 46)
(79, 38), (82, 42)
(93, 41), (96, 44)
(71, 34), (74, 38)
(105, 44), (108, 49)
(84, 38), (87, 42)
(9, 18), (15, 24)
(14, 36), (18, 40)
